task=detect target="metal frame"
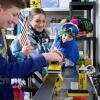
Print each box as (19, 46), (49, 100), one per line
(69, 2), (96, 66)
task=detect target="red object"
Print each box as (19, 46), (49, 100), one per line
(13, 85), (22, 100)
(70, 18), (78, 25)
(72, 96), (87, 100)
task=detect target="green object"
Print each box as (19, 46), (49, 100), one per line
(84, 0), (89, 2)
(60, 29), (71, 35)
(60, 29), (75, 38)
(76, 17), (93, 32)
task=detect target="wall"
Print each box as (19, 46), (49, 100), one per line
(96, 0), (100, 64)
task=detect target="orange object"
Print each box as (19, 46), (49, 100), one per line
(73, 96), (87, 100)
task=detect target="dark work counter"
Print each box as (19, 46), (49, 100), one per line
(32, 67), (99, 100)
(53, 67), (95, 100)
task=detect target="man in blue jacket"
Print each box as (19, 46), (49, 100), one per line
(0, 0), (63, 100)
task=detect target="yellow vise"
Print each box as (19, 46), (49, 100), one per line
(48, 63), (63, 95)
(48, 63), (61, 74)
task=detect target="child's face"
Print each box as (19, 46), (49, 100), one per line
(61, 34), (73, 43)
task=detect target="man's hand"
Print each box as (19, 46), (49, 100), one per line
(50, 48), (64, 59)
(42, 52), (63, 63)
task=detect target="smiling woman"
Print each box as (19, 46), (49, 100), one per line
(11, 8), (50, 61)
(10, 8), (51, 97)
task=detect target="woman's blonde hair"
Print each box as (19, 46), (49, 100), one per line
(29, 8), (46, 22)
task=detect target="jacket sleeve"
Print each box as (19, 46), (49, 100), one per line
(59, 42), (79, 64)
(10, 36), (24, 61)
(0, 46), (46, 78)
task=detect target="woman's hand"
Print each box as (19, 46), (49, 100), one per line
(21, 43), (32, 57)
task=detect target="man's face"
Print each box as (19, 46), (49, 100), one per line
(30, 14), (46, 32)
(0, 6), (20, 29)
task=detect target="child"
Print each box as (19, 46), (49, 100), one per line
(53, 19), (79, 66)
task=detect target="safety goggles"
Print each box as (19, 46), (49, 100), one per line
(60, 29), (75, 38)
(61, 23), (79, 37)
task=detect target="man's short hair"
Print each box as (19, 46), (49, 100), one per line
(0, 0), (25, 9)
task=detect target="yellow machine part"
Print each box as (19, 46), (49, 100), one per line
(48, 63), (61, 71)
(54, 73), (63, 95)
(67, 90), (90, 97)
(30, 0), (41, 8)
(78, 73), (87, 90)
(67, 92), (90, 97)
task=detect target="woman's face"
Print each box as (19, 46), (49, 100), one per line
(30, 14), (46, 32)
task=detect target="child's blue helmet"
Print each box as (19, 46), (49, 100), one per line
(60, 19), (79, 38)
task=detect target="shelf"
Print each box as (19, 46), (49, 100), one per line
(76, 37), (96, 41)
(6, 27), (14, 31)
(49, 35), (55, 39)
(6, 35), (16, 40)
(50, 36), (96, 41)
(70, 2), (96, 10)
(42, 8), (69, 11)
(69, 1), (96, 66)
